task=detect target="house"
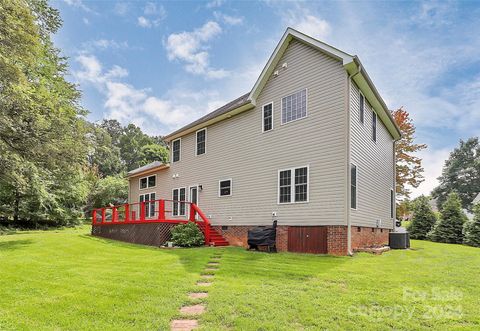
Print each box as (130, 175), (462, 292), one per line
(93, 28), (401, 255)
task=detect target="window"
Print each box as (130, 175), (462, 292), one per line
(351, 164), (357, 209)
(294, 167), (308, 202)
(359, 93), (365, 123)
(262, 103), (273, 132)
(219, 179), (232, 197)
(278, 166), (309, 204)
(390, 189), (395, 218)
(139, 192), (156, 218)
(172, 138), (181, 162)
(281, 89), (307, 124)
(372, 111), (377, 142)
(140, 175), (156, 189)
(172, 188), (186, 216)
(196, 129), (206, 155)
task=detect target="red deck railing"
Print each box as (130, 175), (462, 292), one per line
(92, 199), (211, 245)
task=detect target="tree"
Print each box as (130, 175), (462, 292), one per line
(428, 192), (467, 244)
(140, 144), (169, 165)
(87, 123), (125, 177)
(432, 137), (480, 212)
(100, 119), (123, 146)
(397, 198), (413, 221)
(463, 203), (480, 247)
(87, 176), (128, 209)
(119, 124), (157, 170)
(0, 0), (88, 225)
(392, 108), (427, 200)
(409, 196), (437, 239)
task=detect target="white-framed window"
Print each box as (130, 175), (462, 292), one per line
(359, 92), (365, 124)
(372, 111), (377, 142)
(196, 128), (206, 156)
(390, 189), (395, 219)
(278, 166), (309, 204)
(281, 89), (307, 124)
(172, 138), (181, 162)
(139, 175), (156, 190)
(172, 187), (186, 216)
(219, 179), (232, 197)
(139, 192), (156, 218)
(262, 102), (273, 132)
(351, 163), (357, 209)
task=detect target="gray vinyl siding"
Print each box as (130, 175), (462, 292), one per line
(129, 39), (348, 226)
(350, 82), (395, 229)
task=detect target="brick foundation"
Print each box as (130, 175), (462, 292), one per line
(351, 226), (389, 251)
(214, 225), (390, 256)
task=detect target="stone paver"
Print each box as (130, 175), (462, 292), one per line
(201, 274), (214, 279)
(205, 267), (218, 271)
(207, 262), (219, 266)
(180, 304), (205, 315)
(188, 292), (208, 299)
(197, 281), (212, 287)
(170, 319), (198, 331)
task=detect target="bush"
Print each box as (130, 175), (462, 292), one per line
(409, 196), (437, 239)
(464, 203), (480, 247)
(428, 192), (467, 244)
(170, 222), (204, 247)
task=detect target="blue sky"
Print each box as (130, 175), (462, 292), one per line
(53, 0), (480, 197)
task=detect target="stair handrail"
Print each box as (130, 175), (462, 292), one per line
(190, 203), (211, 245)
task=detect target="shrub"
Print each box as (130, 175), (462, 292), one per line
(409, 196), (437, 239)
(171, 222), (204, 247)
(428, 192), (467, 244)
(464, 203), (480, 247)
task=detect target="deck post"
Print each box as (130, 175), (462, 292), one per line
(140, 202), (145, 221)
(189, 203), (196, 222)
(159, 200), (165, 220)
(124, 204), (130, 222)
(101, 208), (106, 224)
(112, 207), (117, 223)
(92, 209), (97, 225)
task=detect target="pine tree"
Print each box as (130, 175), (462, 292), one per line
(409, 196), (437, 239)
(428, 192), (467, 244)
(463, 204), (480, 247)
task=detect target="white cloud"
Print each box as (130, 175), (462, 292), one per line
(206, 0), (225, 8)
(82, 17), (90, 25)
(63, 0), (96, 14)
(137, 2), (166, 28)
(137, 16), (152, 28)
(114, 2), (129, 16)
(165, 21), (229, 79)
(74, 54), (224, 135)
(280, 5), (331, 40)
(213, 11), (244, 26)
(411, 148), (451, 198)
(82, 39), (130, 51)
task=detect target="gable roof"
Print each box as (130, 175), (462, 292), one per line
(164, 27), (401, 142)
(127, 161), (169, 178)
(164, 93), (251, 142)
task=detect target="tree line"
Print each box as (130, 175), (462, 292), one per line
(0, 0), (167, 229)
(405, 138), (480, 247)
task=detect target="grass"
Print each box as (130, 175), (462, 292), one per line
(1, 227), (479, 330)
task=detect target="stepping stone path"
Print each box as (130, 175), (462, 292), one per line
(188, 292), (208, 299)
(170, 250), (224, 331)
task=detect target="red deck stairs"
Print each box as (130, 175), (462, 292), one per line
(196, 222), (229, 246)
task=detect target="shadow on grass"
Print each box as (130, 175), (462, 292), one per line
(0, 239), (33, 251)
(79, 233), (348, 280)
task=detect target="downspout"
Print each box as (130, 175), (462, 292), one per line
(346, 64), (362, 256)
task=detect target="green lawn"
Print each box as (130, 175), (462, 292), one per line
(0, 227), (479, 330)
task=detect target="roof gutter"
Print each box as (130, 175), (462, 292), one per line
(164, 101), (254, 143)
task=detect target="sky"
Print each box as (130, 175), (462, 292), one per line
(53, 0), (480, 198)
